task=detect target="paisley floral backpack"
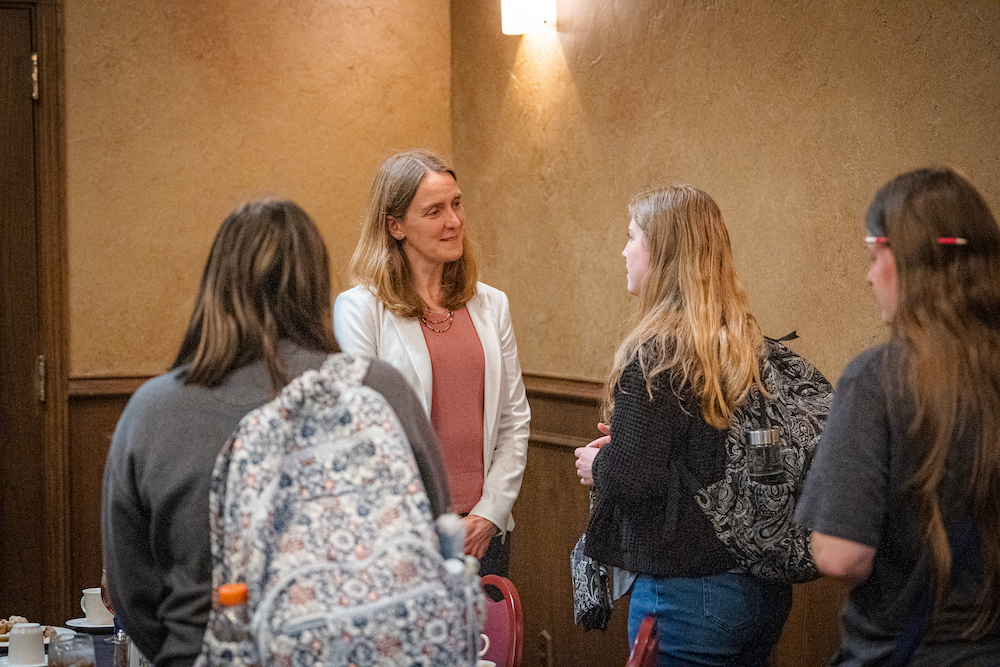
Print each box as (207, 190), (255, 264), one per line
(678, 337), (835, 583)
(195, 353), (484, 667)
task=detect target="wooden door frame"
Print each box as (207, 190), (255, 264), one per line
(1, 0), (70, 621)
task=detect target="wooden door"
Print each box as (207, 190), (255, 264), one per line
(0, 4), (46, 621)
(0, 0), (68, 623)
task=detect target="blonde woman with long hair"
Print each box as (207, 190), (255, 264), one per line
(574, 186), (793, 666)
(796, 168), (1000, 664)
(335, 150), (530, 576)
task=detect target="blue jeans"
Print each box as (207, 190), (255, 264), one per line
(628, 572), (792, 667)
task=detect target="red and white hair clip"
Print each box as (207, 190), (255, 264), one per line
(864, 236), (968, 245)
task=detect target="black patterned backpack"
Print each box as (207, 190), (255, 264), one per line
(195, 353), (484, 667)
(678, 337), (834, 583)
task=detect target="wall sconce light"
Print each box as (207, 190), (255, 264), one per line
(501, 0), (556, 35)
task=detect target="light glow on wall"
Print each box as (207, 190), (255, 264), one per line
(501, 0), (556, 35)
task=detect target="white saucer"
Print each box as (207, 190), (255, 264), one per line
(65, 618), (114, 630)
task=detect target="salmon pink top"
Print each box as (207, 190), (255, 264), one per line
(421, 306), (485, 514)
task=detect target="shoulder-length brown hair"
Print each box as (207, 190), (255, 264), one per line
(604, 185), (764, 429)
(172, 199), (338, 392)
(867, 167), (1000, 636)
(347, 149), (480, 318)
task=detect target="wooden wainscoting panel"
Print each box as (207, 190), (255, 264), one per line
(772, 575), (847, 667)
(512, 373), (632, 667)
(523, 372), (605, 449)
(66, 384), (137, 623)
(509, 440), (631, 667)
(68, 376), (149, 397)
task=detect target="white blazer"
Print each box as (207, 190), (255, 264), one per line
(334, 283), (530, 535)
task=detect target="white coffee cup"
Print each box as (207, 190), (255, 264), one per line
(478, 633), (490, 657)
(81, 586), (114, 625)
(8, 622), (45, 666)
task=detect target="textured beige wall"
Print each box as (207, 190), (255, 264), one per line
(66, 0), (451, 376)
(452, 0), (1000, 383)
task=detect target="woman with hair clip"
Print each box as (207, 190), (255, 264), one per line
(796, 168), (1000, 664)
(334, 149), (530, 577)
(574, 186), (792, 666)
(102, 200), (450, 667)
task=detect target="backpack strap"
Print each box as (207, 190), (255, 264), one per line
(753, 355), (770, 431)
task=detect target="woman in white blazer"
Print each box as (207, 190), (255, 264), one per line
(334, 149), (530, 576)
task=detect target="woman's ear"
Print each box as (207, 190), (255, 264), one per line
(386, 215), (406, 241)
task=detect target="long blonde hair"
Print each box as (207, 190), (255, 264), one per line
(348, 149), (481, 317)
(604, 185), (764, 429)
(867, 167), (1000, 636)
(172, 200), (338, 392)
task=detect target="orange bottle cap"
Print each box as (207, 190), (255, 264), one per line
(218, 583), (249, 607)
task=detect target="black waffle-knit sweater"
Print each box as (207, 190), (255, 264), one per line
(585, 357), (737, 577)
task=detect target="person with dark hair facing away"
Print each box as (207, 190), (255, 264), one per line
(574, 186), (792, 666)
(796, 167), (1000, 665)
(335, 149), (530, 577)
(101, 200), (450, 667)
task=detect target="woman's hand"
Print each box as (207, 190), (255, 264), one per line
(462, 514), (499, 559)
(574, 423), (611, 486)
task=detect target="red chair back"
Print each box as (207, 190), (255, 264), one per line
(480, 574), (523, 667)
(626, 615), (658, 667)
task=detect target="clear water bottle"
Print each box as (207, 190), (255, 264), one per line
(747, 427), (786, 484)
(215, 583), (251, 643)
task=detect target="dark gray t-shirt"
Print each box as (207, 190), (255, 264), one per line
(101, 347), (449, 667)
(796, 343), (1000, 666)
